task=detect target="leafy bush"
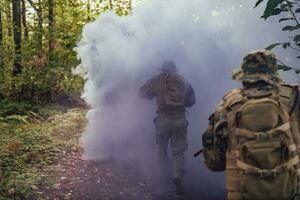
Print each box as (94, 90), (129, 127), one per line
(0, 100), (39, 117)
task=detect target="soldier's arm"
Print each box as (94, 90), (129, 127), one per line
(139, 75), (160, 100)
(185, 82), (196, 107)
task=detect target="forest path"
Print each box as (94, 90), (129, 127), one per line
(1, 106), (222, 200)
(44, 107), (194, 200)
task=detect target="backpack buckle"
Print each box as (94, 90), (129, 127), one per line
(271, 170), (278, 177)
(255, 132), (271, 140)
(259, 169), (277, 178)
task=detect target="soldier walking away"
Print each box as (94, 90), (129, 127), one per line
(201, 50), (300, 200)
(139, 60), (196, 195)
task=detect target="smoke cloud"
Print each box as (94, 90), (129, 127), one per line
(75, 0), (299, 199)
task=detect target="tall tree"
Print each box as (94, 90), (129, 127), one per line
(21, 0), (28, 38)
(12, 0), (22, 75)
(48, 0), (55, 56)
(27, 0), (43, 49)
(6, 1), (13, 37)
(0, 9), (3, 48)
(0, 8), (3, 69)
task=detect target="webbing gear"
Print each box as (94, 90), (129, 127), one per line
(290, 86), (299, 116)
(221, 85), (300, 200)
(237, 156), (299, 178)
(236, 122), (292, 140)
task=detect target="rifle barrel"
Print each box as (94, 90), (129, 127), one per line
(193, 149), (203, 157)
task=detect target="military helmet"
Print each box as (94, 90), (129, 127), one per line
(162, 60), (177, 73)
(232, 50), (282, 86)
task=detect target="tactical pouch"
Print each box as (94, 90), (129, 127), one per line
(240, 168), (297, 200)
(203, 130), (226, 172)
(238, 137), (298, 199)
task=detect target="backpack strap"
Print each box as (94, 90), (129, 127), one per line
(235, 122), (292, 141)
(279, 84), (299, 116)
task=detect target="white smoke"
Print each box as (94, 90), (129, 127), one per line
(75, 0), (299, 198)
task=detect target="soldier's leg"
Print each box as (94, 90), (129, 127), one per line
(157, 133), (169, 167)
(170, 118), (188, 185)
(154, 116), (171, 172)
(170, 124), (187, 196)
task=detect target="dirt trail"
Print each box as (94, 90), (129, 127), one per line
(48, 151), (190, 200)
(43, 108), (211, 200)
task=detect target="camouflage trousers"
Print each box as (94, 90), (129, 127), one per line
(154, 111), (188, 181)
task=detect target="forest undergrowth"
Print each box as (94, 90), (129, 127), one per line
(0, 106), (86, 200)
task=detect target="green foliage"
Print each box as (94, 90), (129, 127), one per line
(261, 0), (284, 19)
(265, 42), (282, 50)
(0, 100), (38, 116)
(0, 0), (132, 103)
(278, 64), (300, 73)
(0, 107), (86, 200)
(255, 0), (299, 73)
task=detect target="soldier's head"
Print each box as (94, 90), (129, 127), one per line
(161, 60), (177, 73)
(232, 50), (282, 88)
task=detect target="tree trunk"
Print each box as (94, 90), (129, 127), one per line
(21, 0), (28, 38)
(37, 0), (42, 49)
(6, 2), (13, 37)
(27, 0), (43, 49)
(48, 0), (55, 56)
(12, 0), (22, 75)
(0, 9), (3, 47)
(0, 9), (3, 69)
(87, 0), (91, 21)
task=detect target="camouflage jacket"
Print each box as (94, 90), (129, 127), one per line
(139, 73), (196, 112)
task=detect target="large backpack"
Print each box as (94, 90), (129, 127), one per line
(224, 86), (300, 200)
(157, 73), (186, 108)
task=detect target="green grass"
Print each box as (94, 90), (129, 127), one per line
(0, 107), (86, 200)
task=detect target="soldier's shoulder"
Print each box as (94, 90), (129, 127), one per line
(222, 88), (243, 109)
(223, 88), (242, 99)
(148, 74), (162, 83)
(279, 83), (299, 114)
(279, 83), (299, 99)
(173, 73), (185, 80)
(211, 88), (242, 114)
(280, 83), (299, 89)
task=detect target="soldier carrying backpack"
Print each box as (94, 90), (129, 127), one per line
(139, 60), (196, 194)
(202, 50), (300, 200)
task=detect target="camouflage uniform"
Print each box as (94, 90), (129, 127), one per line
(139, 61), (195, 186)
(202, 50), (300, 200)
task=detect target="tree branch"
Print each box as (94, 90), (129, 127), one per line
(290, 46), (300, 52)
(277, 58), (300, 73)
(285, 0), (299, 25)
